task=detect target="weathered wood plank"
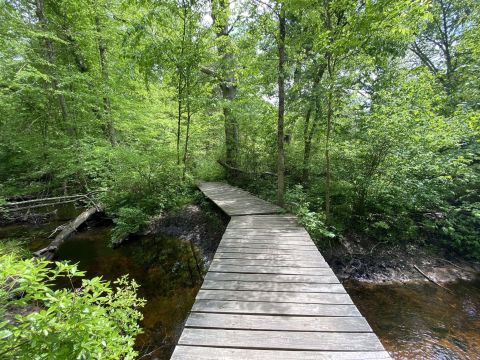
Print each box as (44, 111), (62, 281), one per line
(186, 313), (370, 331)
(221, 235), (312, 241)
(224, 229), (308, 234)
(216, 247), (317, 255)
(213, 252), (325, 261)
(201, 280), (346, 293)
(178, 329), (385, 351)
(192, 299), (360, 316)
(211, 258), (330, 268)
(219, 240), (315, 247)
(205, 272), (339, 284)
(171, 346), (392, 360)
(219, 240), (316, 247)
(196, 289), (353, 304)
(208, 264), (333, 275)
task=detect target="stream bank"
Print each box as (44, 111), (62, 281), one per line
(324, 238), (479, 284)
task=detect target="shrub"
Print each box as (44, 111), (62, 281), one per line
(0, 242), (145, 359)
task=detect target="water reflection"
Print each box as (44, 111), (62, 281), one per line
(56, 226), (204, 359)
(345, 280), (480, 359)
(0, 206), (204, 360)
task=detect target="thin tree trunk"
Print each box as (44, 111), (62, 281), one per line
(277, 4), (286, 207)
(95, 15), (117, 146)
(302, 64), (326, 182)
(177, 70), (183, 165)
(183, 70), (192, 180)
(303, 107), (312, 181)
(325, 55), (334, 224)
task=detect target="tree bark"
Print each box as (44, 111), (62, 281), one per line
(277, 4), (286, 207)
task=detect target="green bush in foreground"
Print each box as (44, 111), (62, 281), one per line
(0, 242), (145, 359)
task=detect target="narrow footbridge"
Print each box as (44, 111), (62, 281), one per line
(171, 182), (391, 360)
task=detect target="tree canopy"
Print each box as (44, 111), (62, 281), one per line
(1, 0), (478, 254)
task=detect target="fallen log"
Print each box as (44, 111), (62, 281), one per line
(217, 160), (277, 178)
(33, 205), (103, 260)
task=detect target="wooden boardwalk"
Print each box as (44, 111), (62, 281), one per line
(171, 182), (391, 360)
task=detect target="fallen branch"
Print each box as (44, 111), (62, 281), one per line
(413, 265), (453, 294)
(33, 205), (103, 260)
(4, 193), (89, 207)
(217, 160), (277, 178)
(5, 199), (82, 212)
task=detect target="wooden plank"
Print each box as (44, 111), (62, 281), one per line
(211, 258), (330, 268)
(205, 272), (339, 284)
(208, 264), (333, 275)
(192, 299), (360, 316)
(178, 328), (385, 351)
(196, 289), (353, 304)
(216, 247), (317, 255)
(224, 229), (308, 234)
(213, 252), (325, 261)
(171, 346), (392, 360)
(201, 280), (346, 293)
(219, 240), (314, 247)
(186, 313), (370, 331)
(222, 235), (311, 240)
(220, 238), (314, 245)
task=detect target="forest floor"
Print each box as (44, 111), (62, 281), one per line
(326, 237), (480, 284)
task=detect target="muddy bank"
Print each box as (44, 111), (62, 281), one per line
(146, 204), (228, 261)
(325, 240), (480, 284)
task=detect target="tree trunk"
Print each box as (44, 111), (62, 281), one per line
(325, 56), (334, 224)
(95, 15), (117, 146)
(212, 0), (240, 169)
(177, 69), (183, 165)
(277, 4), (286, 207)
(302, 64), (326, 182)
(183, 70), (192, 180)
(302, 107), (312, 181)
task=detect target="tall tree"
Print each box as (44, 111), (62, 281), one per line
(276, 2), (286, 206)
(411, 0), (477, 106)
(210, 0), (240, 169)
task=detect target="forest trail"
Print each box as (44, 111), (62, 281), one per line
(171, 182), (391, 359)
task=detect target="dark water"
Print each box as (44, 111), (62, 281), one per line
(0, 205), (204, 360)
(345, 281), (480, 359)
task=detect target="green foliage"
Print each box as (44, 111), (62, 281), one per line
(285, 185), (335, 241)
(111, 207), (149, 244)
(0, 0), (478, 263)
(0, 242), (145, 359)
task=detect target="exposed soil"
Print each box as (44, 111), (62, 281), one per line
(324, 237), (480, 284)
(146, 204), (228, 261)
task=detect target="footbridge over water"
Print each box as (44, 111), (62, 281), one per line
(171, 182), (391, 360)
